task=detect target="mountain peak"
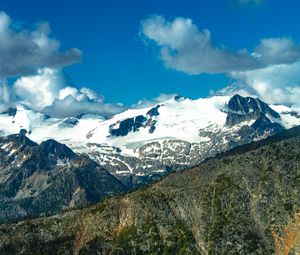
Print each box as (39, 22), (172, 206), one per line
(228, 94), (280, 119)
(228, 94), (254, 114)
(39, 139), (77, 160)
(4, 133), (37, 148)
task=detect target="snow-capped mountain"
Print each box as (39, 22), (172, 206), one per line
(0, 94), (299, 187)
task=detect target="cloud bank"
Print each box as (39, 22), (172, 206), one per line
(214, 61), (300, 110)
(0, 68), (126, 118)
(14, 68), (67, 110)
(0, 11), (81, 78)
(140, 15), (300, 74)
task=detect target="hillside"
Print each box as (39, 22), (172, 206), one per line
(1, 127), (300, 254)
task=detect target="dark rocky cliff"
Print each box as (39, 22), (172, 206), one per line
(0, 135), (127, 222)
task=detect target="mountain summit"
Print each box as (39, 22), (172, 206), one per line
(0, 94), (299, 188)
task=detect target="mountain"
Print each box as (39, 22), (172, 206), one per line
(0, 133), (127, 222)
(1, 126), (300, 254)
(0, 94), (299, 188)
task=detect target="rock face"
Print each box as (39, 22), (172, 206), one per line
(226, 94), (281, 126)
(0, 135), (127, 222)
(109, 115), (148, 136)
(225, 95), (285, 144)
(109, 106), (159, 137)
(1, 126), (300, 254)
(227, 94), (280, 118)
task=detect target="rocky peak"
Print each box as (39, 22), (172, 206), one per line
(228, 94), (253, 114)
(1, 133), (37, 149)
(109, 112), (158, 137)
(39, 139), (77, 160)
(250, 113), (284, 137)
(146, 105), (160, 117)
(226, 94), (281, 127)
(228, 94), (280, 119)
(64, 117), (79, 125)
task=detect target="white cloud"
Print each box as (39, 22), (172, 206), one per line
(58, 86), (104, 103)
(43, 95), (125, 118)
(255, 38), (300, 65)
(0, 81), (14, 112)
(0, 11), (81, 78)
(11, 68), (126, 118)
(214, 61), (300, 110)
(140, 15), (300, 74)
(4, 68), (179, 118)
(14, 68), (67, 110)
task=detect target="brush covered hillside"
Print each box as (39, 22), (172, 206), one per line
(1, 127), (300, 254)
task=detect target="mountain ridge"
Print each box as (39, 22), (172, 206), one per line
(1, 124), (300, 254)
(1, 94), (298, 188)
(0, 136), (127, 223)
(1, 94), (300, 222)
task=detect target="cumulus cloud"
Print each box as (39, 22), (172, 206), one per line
(43, 95), (125, 118)
(212, 61), (300, 110)
(216, 40), (300, 109)
(44, 84), (125, 118)
(140, 15), (300, 74)
(9, 68), (126, 118)
(0, 11), (81, 78)
(14, 68), (67, 110)
(4, 67), (176, 119)
(255, 38), (300, 65)
(232, 62), (300, 108)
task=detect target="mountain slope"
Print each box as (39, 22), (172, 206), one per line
(1, 126), (300, 254)
(0, 134), (127, 222)
(1, 94), (299, 188)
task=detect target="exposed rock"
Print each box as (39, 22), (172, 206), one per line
(59, 117), (79, 127)
(228, 94), (280, 118)
(146, 105), (160, 117)
(109, 115), (148, 137)
(0, 135), (127, 222)
(250, 113), (284, 137)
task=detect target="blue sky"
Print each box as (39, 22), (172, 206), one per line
(1, 0), (300, 106)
